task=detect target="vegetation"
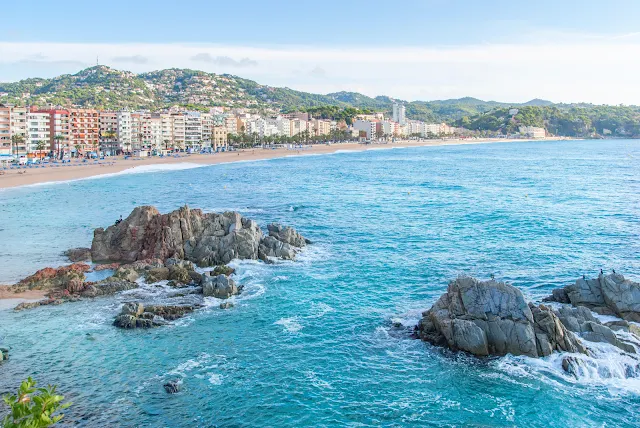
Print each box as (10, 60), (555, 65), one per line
(2, 378), (70, 427)
(456, 105), (640, 137)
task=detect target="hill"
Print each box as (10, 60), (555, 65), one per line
(0, 66), (636, 136)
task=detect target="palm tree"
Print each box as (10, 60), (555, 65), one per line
(11, 135), (25, 159)
(35, 141), (46, 159)
(53, 134), (66, 159)
(74, 144), (81, 159)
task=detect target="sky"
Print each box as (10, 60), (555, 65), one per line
(2, 0), (640, 104)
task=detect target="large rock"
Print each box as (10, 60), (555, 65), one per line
(417, 276), (585, 357)
(113, 302), (196, 329)
(267, 223), (310, 247)
(91, 206), (308, 266)
(64, 247), (92, 262)
(13, 263), (91, 292)
(546, 273), (640, 322)
(81, 280), (139, 298)
(202, 274), (239, 299)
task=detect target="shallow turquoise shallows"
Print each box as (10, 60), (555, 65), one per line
(1, 139), (639, 427)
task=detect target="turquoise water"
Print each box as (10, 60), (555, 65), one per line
(0, 140), (639, 426)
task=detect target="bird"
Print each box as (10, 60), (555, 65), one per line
(583, 274), (586, 280)
(612, 269), (616, 274)
(600, 269), (604, 275)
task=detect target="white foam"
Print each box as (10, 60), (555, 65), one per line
(208, 373), (223, 385)
(274, 317), (303, 333)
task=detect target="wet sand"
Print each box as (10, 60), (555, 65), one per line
(0, 138), (562, 190)
(0, 287), (46, 309)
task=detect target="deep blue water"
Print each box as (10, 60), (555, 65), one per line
(0, 139), (639, 427)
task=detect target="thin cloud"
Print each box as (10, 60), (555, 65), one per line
(309, 66), (327, 78)
(191, 53), (258, 67)
(112, 55), (149, 64)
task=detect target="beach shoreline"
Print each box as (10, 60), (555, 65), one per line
(0, 137), (572, 190)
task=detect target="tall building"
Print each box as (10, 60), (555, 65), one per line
(353, 120), (377, 140)
(184, 112), (203, 149)
(212, 126), (228, 150)
(26, 112), (51, 156)
(392, 103), (406, 125)
(69, 108), (99, 155)
(0, 105), (13, 157)
(116, 111), (132, 153)
(99, 111), (119, 155)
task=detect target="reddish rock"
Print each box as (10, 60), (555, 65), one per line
(15, 263), (90, 292)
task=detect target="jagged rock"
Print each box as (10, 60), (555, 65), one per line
(113, 302), (195, 329)
(546, 273), (640, 322)
(145, 267), (170, 283)
(606, 320), (640, 336)
(417, 276), (586, 357)
(258, 236), (297, 261)
(14, 296), (80, 311)
(167, 266), (192, 284)
(81, 280), (138, 298)
(91, 205), (308, 266)
(112, 267), (140, 283)
(0, 348), (7, 361)
(13, 263), (91, 292)
(211, 265), (235, 276)
(163, 380), (182, 394)
(94, 263), (121, 271)
(554, 306), (637, 353)
(267, 223), (310, 247)
(202, 274), (238, 299)
(220, 302), (234, 309)
(65, 247), (92, 262)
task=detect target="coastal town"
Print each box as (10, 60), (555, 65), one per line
(0, 101), (547, 164)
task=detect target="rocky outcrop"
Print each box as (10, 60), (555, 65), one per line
(553, 306), (637, 353)
(202, 274), (239, 299)
(164, 380), (182, 394)
(0, 347), (8, 361)
(90, 206), (308, 266)
(64, 247), (92, 262)
(80, 280), (138, 298)
(545, 273), (640, 322)
(13, 263), (91, 292)
(417, 276), (586, 357)
(113, 302), (196, 329)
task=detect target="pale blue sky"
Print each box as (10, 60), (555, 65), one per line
(2, 0), (640, 103)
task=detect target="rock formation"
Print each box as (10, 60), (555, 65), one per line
(64, 247), (92, 262)
(13, 263), (91, 293)
(545, 273), (640, 322)
(90, 206), (308, 266)
(202, 274), (240, 299)
(113, 302), (196, 329)
(0, 347), (8, 361)
(417, 276), (586, 357)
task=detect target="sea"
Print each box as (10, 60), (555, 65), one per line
(0, 139), (639, 427)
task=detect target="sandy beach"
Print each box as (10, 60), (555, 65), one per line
(0, 138), (564, 190)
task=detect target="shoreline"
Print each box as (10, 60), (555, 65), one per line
(0, 137), (573, 190)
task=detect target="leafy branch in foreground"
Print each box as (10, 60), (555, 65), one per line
(2, 378), (70, 428)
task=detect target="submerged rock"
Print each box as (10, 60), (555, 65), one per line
(91, 205), (308, 266)
(417, 276), (586, 357)
(163, 380), (182, 394)
(64, 247), (92, 262)
(0, 347), (8, 361)
(113, 302), (196, 329)
(220, 302), (234, 309)
(545, 273), (640, 322)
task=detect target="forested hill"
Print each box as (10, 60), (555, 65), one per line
(1, 66), (637, 136)
(456, 105), (640, 138)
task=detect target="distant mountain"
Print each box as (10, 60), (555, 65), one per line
(0, 66), (624, 127)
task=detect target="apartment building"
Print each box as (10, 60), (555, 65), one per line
(212, 126), (228, 150)
(130, 113), (142, 152)
(519, 126), (546, 138)
(69, 108), (99, 155)
(0, 105), (11, 156)
(224, 115), (238, 135)
(392, 103), (406, 125)
(99, 111), (119, 155)
(172, 114), (186, 149)
(26, 112), (51, 156)
(313, 119), (332, 136)
(116, 111), (132, 153)
(353, 120), (377, 140)
(201, 113), (213, 147)
(184, 112), (203, 149)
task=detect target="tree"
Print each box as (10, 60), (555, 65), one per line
(10, 135), (25, 158)
(53, 135), (65, 159)
(2, 377), (70, 427)
(35, 141), (46, 159)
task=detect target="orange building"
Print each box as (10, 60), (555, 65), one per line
(69, 108), (100, 156)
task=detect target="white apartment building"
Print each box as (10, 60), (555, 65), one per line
(314, 119), (332, 136)
(519, 126), (546, 138)
(353, 120), (377, 140)
(274, 117), (291, 137)
(116, 111), (132, 153)
(423, 123), (440, 137)
(380, 121), (395, 137)
(184, 112), (203, 149)
(201, 113), (213, 147)
(392, 103), (406, 125)
(26, 112), (51, 155)
(172, 114), (186, 149)
(99, 111), (119, 155)
(141, 114), (162, 152)
(224, 115), (238, 135)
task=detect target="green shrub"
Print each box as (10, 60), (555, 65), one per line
(2, 378), (70, 427)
